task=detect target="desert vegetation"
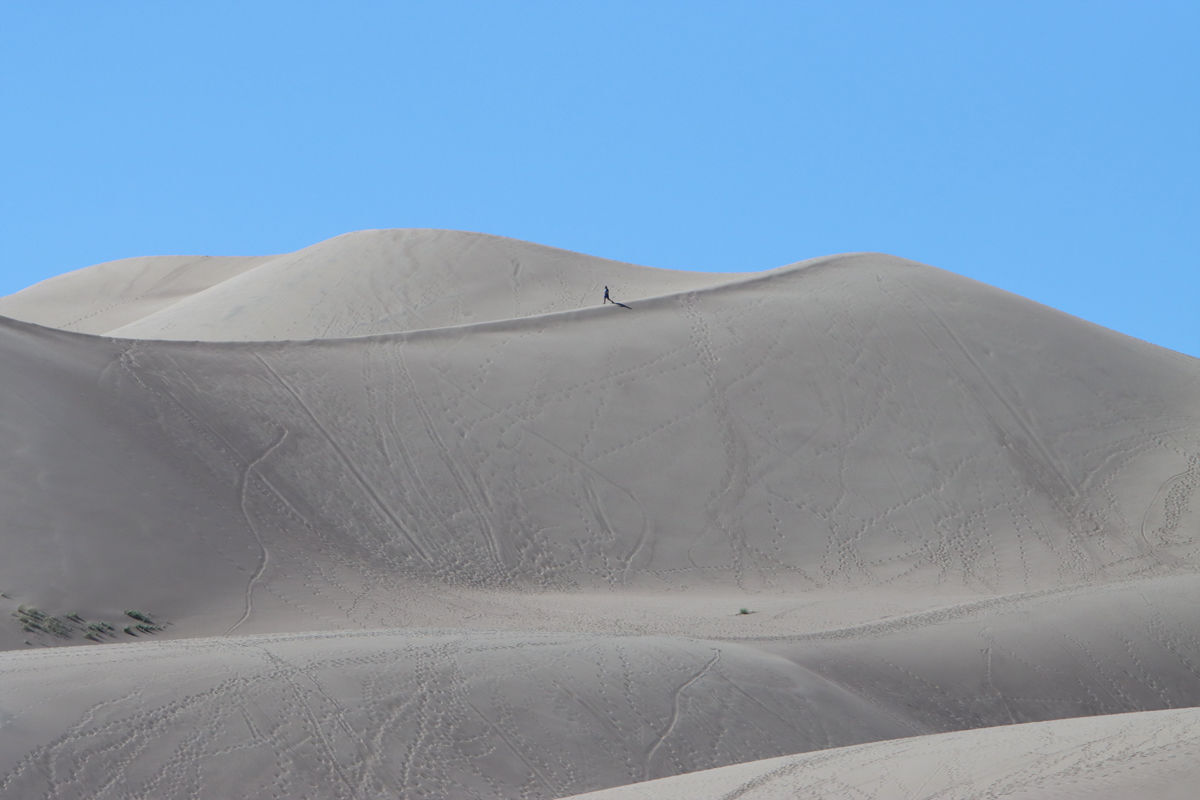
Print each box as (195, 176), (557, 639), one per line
(11, 604), (164, 645)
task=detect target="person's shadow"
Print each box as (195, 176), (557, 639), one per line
(612, 301), (632, 310)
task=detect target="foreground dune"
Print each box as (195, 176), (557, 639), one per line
(562, 707), (1200, 800)
(1, 230), (1197, 797)
(0, 631), (914, 798)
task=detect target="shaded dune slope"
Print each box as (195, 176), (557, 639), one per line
(2, 231), (1199, 798)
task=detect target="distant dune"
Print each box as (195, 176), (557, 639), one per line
(1, 230), (1197, 798)
(0, 229), (739, 340)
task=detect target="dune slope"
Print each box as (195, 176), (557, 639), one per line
(561, 707), (1200, 800)
(0, 631), (917, 799)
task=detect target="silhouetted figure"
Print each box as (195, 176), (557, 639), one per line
(603, 285), (632, 309)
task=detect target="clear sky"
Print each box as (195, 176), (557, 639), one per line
(2, 2), (1196, 355)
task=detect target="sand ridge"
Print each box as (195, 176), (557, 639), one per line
(0, 229), (754, 341)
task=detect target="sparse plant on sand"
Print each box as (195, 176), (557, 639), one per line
(13, 606), (73, 638)
(125, 610), (165, 633)
(10, 604), (162, 645)
(738, 608), (752, 615)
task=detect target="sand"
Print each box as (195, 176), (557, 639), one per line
(0, 229), (1197, 798)
(561, 707), (1200, 799)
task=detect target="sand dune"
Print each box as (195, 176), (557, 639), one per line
(0, 254), (269, 336)
(562, 707), (1200, 799)
(1, 230), (1197, 797)
(0, 631), (916, 799)
(0, 229), (739, 340)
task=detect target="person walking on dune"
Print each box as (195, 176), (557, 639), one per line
(602, 285), (632, 309)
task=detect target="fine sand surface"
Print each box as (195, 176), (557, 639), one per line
(561, 707), (1200, 800)
(1, 229), (1197, 798)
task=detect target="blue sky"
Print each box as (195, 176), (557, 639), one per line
(2, 2), (1196, 355)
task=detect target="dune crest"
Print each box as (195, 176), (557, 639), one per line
(0, 229), (752, 340)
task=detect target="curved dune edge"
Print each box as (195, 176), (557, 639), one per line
(558, 707), (1200, 800)
(0, 229), (770, 341)
(0, 248), (856, 348)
